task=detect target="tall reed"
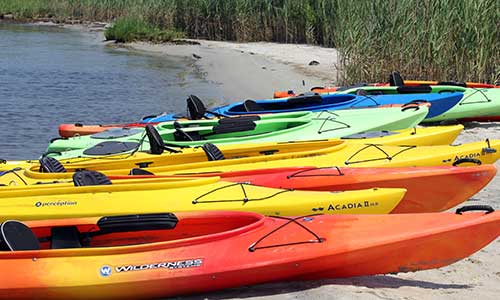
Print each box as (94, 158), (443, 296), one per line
(1, 0), (498, 84)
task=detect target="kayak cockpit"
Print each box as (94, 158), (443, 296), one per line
(0, 211), (264, 254)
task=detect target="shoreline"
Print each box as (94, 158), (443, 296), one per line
(9, 19), (339, 101)
(128, 40), (338, 101)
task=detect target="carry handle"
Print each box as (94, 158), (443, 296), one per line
(452, 158), (482, 166)
(455, 205), (494, 215)
(401, 103), (420, 112)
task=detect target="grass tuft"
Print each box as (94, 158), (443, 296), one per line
(104, 17), (184, 43)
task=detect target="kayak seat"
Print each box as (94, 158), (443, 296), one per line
(51, 226), (82, 249)
(187, 95), (207, 120)
(356, 89), (368, 96)
(146, 124), (166, 154)
(83, 141), (139, 156)
(287, 93), (322, 106)
(39, 156), (67, 173)
(389, 71), (404, 86)
(173, 122), (205, 141)
(73, 170), (112, 187)
(129, 168), (155, 176)
(97, 213), (179, 234)
(145, 124), (182, 154)
(396, 86), (432, 94)
(0, 220), (40, 251)
(202, 143), (225, 161)
(212, 120), (256, 134)
(244, 99), (264, 112)
(173, 129), (205, 141)
(219, 115), (261, 124)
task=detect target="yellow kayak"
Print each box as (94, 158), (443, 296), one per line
(0, 175), (405, 221)
(1, 137), (497, 186)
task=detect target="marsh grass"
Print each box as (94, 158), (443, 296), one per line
(1, 0), (498, 84)
(104, 17), (184, 43)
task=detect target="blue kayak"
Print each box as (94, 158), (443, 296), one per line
(142, 92), (463, 123)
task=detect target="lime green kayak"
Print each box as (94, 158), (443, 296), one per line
(334, 85), (500, 122)
(46, 105), (428, 159)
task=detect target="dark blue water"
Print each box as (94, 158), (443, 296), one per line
(0, 23), (223, 160)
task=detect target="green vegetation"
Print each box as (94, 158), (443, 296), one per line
(104, 17), (184, 43)
(0, 0), (498, 84)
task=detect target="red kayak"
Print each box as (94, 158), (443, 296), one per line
(1, 208), (499, 299)
(115, 165), (497, 213)
(58, 122), (160, 138)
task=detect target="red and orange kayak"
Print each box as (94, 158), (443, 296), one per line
(0, 209), (498, 299)
(113, 164), (497, 213)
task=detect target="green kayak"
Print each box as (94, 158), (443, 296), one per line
(334, 85), (500, 122)
(46, 105), (428, 159)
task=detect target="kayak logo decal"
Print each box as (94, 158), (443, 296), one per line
(453, 153), (481, 161)
(312, 201), (377, 212)
(328, 201), (374, 211)
(34, 200), (77, 207)
(99, 265), (112, 277)
(100, 259), (203, 276)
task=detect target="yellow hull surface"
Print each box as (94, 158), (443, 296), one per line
(0, 176), (405, 221)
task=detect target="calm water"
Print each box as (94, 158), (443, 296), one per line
(0, 23), (223, 160)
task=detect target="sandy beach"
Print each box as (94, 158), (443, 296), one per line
(128, 39), (338, 102)
(123, 39), (500, 300)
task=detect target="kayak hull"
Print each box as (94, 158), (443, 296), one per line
(3, 138), (499, 185)
(167, 165), (498, 213)
(0, 175), (406, 221)
(214, 93), (461, 119)
(282, 85), (500, 122)
(0, 210), (499, 299)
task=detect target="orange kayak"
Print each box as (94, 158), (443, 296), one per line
(115, 165), (497, 213)
(0, 208), (498, 299)
(58, 122), (160, 138)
